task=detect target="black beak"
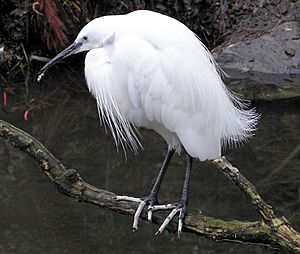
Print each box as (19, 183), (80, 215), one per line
(37, 41), (81, 82)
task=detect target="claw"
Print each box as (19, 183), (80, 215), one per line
(150, 203), (177, 211)
(178, 219), (183, 237)
(148, 206), (153, 222)
(117, 195), (160, 231)
(117, 194), (186, 236)
(133, 200), (146, 231)
(148, 204), (176, 222)
(154, 202), (186, 236)
(116, 196), (142, 202)
(155, 208), (180, 235)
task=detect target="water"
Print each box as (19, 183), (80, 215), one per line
(0, 71), (299, 254)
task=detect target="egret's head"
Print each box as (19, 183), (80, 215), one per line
(37, 17), (115, 81)
(75, 18), (115, 52)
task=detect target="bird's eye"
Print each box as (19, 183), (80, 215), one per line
(83, 36), (88, 40)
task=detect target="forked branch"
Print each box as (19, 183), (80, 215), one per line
(1, 120), (300, 252)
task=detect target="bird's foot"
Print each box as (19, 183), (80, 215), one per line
(154, 200), (187, 237)
(116, 194), (162, 231)
(117, 194), (187, 236)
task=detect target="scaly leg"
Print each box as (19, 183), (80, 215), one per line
(117, 149), (174, 231)
(154, 155), (193, 236)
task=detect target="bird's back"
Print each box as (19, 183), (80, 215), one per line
(85, 10), (258, 160)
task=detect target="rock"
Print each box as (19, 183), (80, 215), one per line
(214, 21), (300, 101)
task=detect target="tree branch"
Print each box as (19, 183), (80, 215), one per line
(213, 157), (300, 252)
(1, 119), (300, 252)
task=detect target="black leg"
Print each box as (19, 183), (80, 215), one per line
(178, 155), (193, 229)
(180, 155), (193, 209)
(144, 149), (175, 204)
(117, 151), (194, 236)
(117, 149), (174, 230)
(155, 155), (193, 236)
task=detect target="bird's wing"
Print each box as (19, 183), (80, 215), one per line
(112, 35), (217, 132)
(116, 36), (221, 159)
(85, 47), (142, 153)
(111, 35), (257, 159)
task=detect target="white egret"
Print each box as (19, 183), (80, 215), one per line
(37, 10), (258, 236)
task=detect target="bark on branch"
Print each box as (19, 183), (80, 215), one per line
(1, 119), (300, 252)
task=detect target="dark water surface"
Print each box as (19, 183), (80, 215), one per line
(0, 72), (299, 254)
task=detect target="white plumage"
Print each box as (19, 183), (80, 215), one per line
(83, 10), (258, 160)
(37, 10), (258, 235)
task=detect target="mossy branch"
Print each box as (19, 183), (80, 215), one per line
(1, 119), (300, 252)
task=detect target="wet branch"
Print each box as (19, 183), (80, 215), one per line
(1, 119), (300, 252)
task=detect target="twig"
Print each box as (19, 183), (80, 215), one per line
(1, 120), (300, 252)
(213, 157), (300, 252)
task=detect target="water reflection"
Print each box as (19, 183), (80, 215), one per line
(0, 72), (299, 254)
